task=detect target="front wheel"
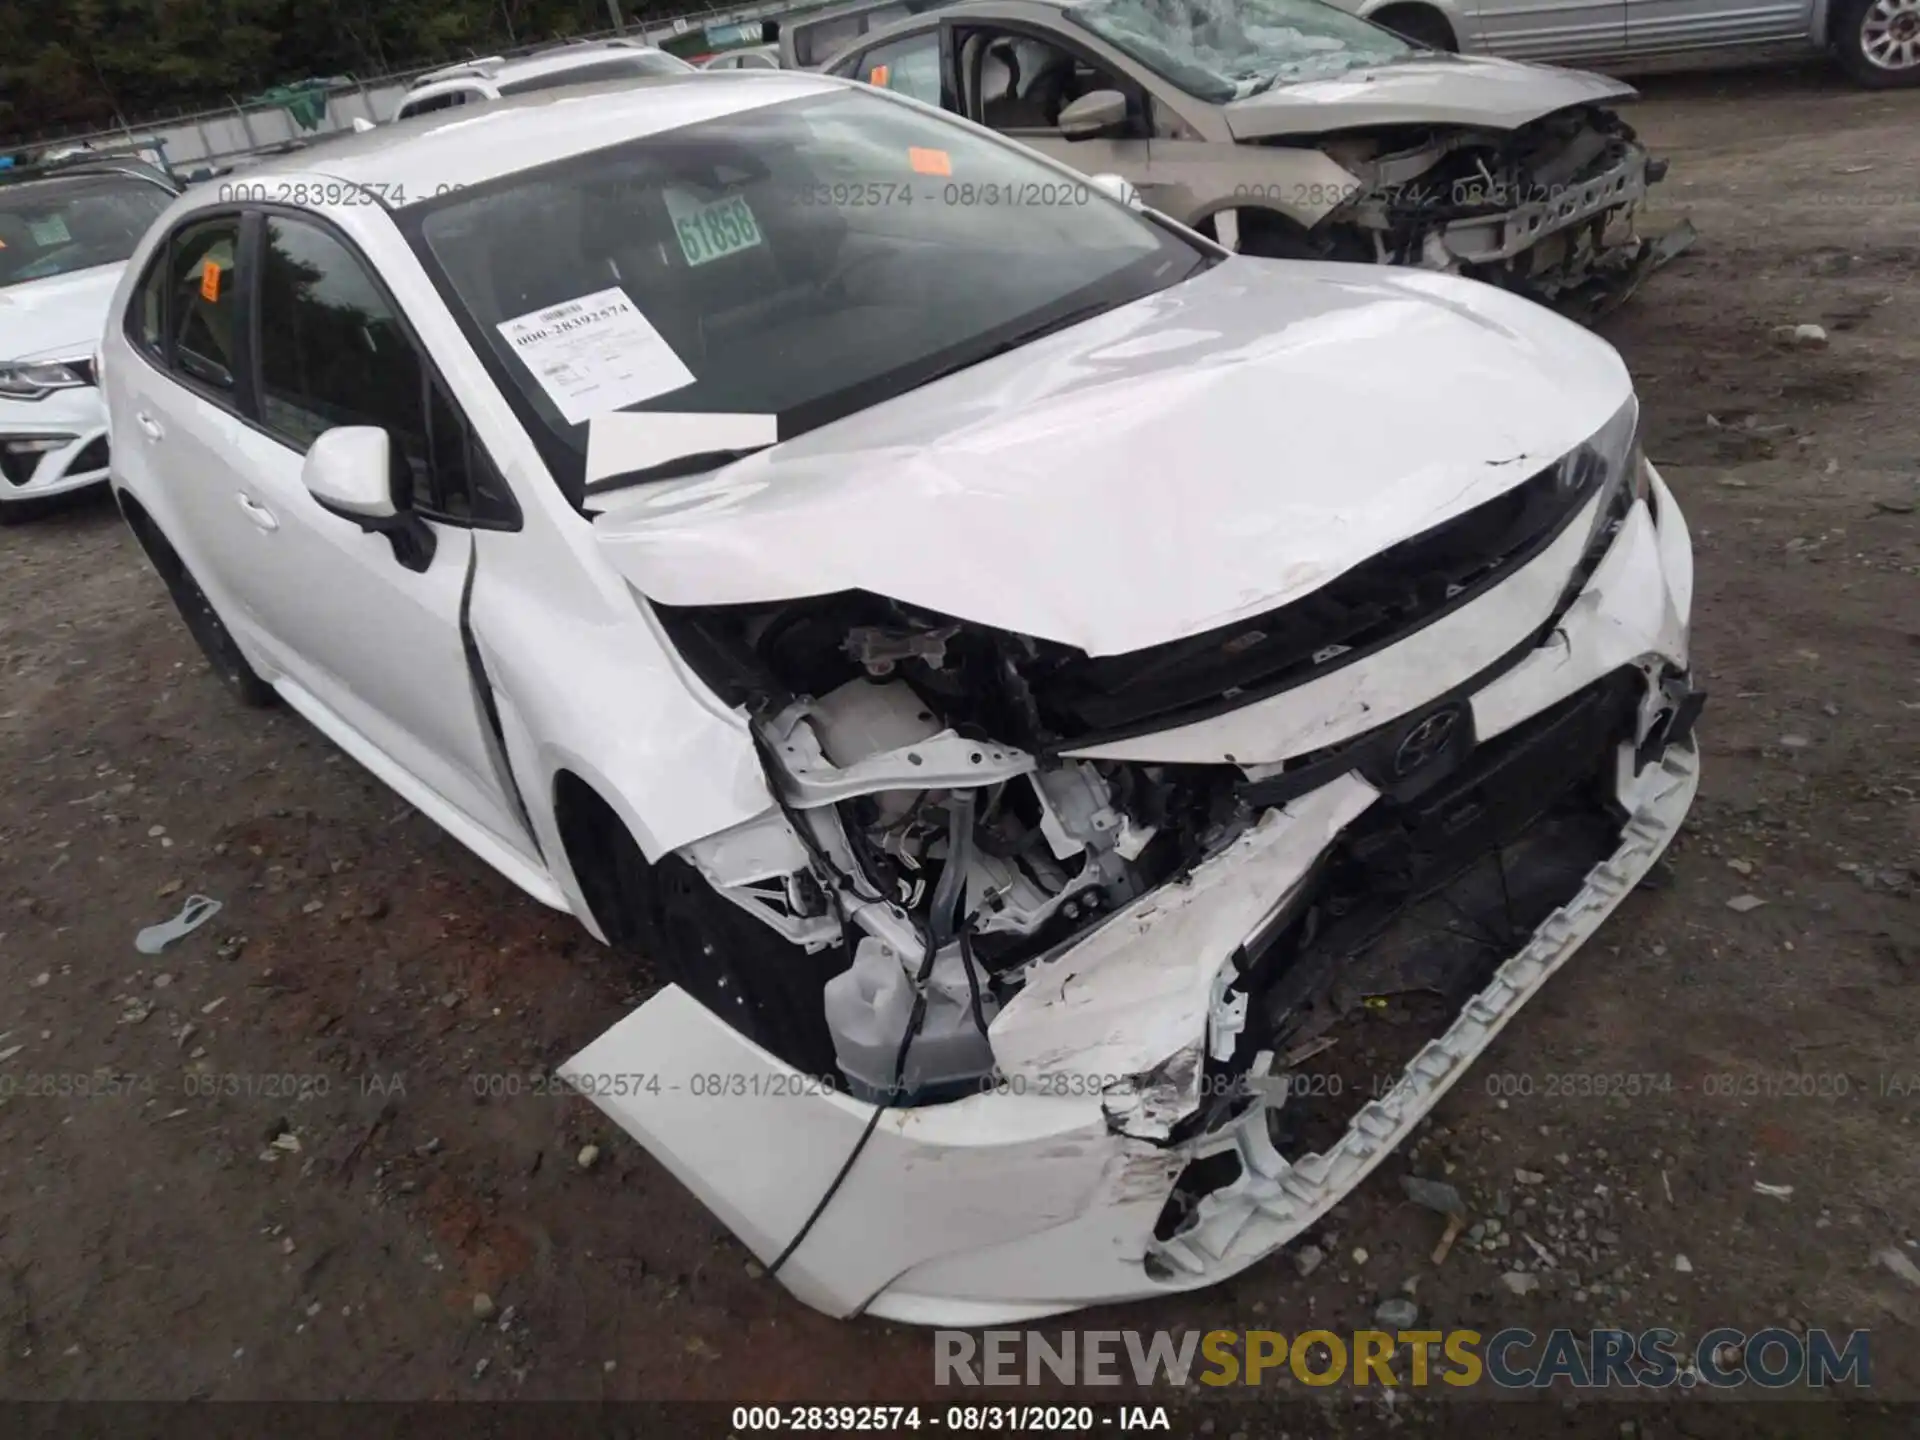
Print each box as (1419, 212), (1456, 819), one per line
(1835, 0), (1920, 87)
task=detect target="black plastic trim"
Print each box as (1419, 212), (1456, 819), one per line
(1054, 467), (1603, 754)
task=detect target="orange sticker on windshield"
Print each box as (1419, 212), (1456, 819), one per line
(869, 63), (890, 86)
(200, 262), (222, 302)
(909, 146), (952, 177)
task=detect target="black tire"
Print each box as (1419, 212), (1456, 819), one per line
(1373, 4), (1459, 50)
(127, 511), (276, 708)
(0, 501), (21, 528)
(1833, 0), (1920, 87)
(166, 559), (277, 708)
(593, 807), (843, 1079)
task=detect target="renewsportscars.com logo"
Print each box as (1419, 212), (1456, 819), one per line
(935, 1327), (1871, 1392)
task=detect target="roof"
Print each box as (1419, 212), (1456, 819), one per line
(248, 72), (844, 203)
(405, 41), (681, 91)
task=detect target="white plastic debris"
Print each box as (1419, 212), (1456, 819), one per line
(1876, 1248), (1920, 1288)
(135, 894), (222, 954)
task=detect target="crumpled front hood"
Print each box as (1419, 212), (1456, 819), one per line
(1223, 55), (1636, 139)
(592, 257), (1630, 658)
(0, 263), (123, 362)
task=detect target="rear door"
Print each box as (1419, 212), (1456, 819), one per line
(1623, 0), (1812, 54)
(117, 210), (274, 644)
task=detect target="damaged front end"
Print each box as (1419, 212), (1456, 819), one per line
(563, 420), (1703, 1320)
(1287, 106), (1691, 317)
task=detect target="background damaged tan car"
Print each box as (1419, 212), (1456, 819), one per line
(825, 0), (1694, 316)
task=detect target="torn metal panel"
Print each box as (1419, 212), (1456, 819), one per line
(680, 807), (843, 950)
(988, 777), (1379, 1088)
(1471, 467), (1692, 746)
(1146, 745), (1698, 1285)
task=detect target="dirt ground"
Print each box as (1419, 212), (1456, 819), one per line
(0, 62), (1915, 1432)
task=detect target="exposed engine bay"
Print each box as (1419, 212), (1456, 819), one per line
(648, 438), (1689, 1113)
(667, 617), (1254, 1101)
(1265, 106), (1692, 316)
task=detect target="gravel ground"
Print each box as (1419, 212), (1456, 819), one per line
(0, 62), (1914, 1433)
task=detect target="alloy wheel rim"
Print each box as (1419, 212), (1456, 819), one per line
(1862, 0), (1920, 70)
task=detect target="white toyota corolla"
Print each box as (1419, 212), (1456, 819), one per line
(1, 157), (178, 521)
(102, 70), (1702, 1324)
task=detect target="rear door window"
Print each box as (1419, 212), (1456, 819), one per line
(164, 216), (243, 390)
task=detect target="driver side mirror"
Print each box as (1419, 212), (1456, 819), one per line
(1059, 89), (1129, 140)
(302, 425), (438, 572)
(302, 426), (396, 521)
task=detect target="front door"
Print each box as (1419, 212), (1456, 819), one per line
(946, 22), (1168, 206)
(226, 210), (535, 862)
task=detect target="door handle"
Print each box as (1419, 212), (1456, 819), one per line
(235, 492), (279, 532)
(135, 412), (164, 441)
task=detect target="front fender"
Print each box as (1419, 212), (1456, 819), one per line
(469, 528), (773, 872)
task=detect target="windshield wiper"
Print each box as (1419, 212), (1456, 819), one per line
(913, 300), (1119, 390)
(586, 443), (775, 494)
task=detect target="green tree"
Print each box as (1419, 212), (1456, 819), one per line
(0, 0), (695, 144)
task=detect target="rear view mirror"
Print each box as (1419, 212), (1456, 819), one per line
(302, 426), (396, 522)
(1087, 172), (1142, 209)
(1059, 89), (1128, 139)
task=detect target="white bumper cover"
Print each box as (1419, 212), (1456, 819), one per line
(0, 385), (110, 502)
(563, 474), (1698, 1324)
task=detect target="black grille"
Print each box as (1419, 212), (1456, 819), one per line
(1244, 668), (1644, 1057)
(1030, 457), (1599, 745)
(68, 436), (109, 475)
(1332, 668), (1641, 898)
(0, 444), (43, 486)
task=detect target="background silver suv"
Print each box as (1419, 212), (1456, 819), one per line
(1323, 0), (1918, 88)
(392, 39), (694, 120)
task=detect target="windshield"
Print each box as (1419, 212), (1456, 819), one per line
(0, 173), (174, 289)
(410, 88), (1206, 499)
(1069, 0), (1413, 101)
